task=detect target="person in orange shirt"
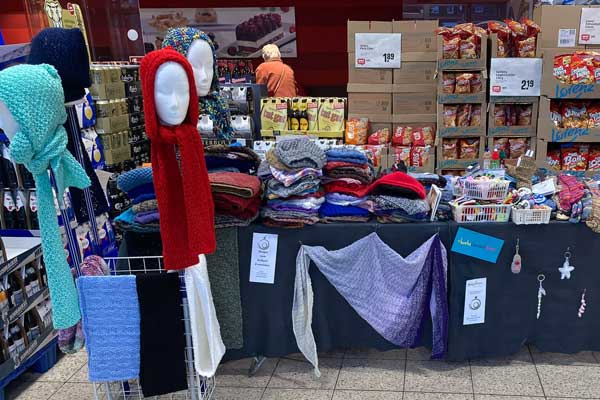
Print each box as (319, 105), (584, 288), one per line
(255, 44), (297, 97)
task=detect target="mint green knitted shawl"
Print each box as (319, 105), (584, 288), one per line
(0, 64), (90, 329)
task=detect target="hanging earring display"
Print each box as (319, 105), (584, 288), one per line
(578, 289), (587, 318)
(511, 239), (521, 274)
(537, 274), (546, 320)
(558, 248), (575, 280)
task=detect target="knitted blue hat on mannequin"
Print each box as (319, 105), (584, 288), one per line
(28, 27), (91, 102)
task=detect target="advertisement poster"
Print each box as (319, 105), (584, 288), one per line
(139, 7), (297, 58)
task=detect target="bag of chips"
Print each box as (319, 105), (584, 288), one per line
(459, 138), (480, 159)
(363, 145), (386, 167)
(442, 72), (455, 93)
(455, 73), (473, 94)
(443, 105), (458, 127)
(493, 137), (510, 157)
(561, 144), (587, 170)
(442, 139), (458, 160)
(460, 36), (478, 59)
(344, 118), (369, 145)
(422, 126), (436, 146)
(505, 19), (527, 37)
(392, 126), (412, 146)
(570, 53), (594, 84)
(550, 101), (562, 127)
(411, 146), (430, 167)
(367, 128), (390, 145)
(393, 146), (412, 166)
(509, 138), (528, 159)
(470, 105), (482, 127)
(494, 104), (507, 126)
(488, 21), (512, 57)
(442, 36), (461, 59)
(470, 73), (482, 93)
(457, 104), (472, 127)
(588, 145), (600, 170)
(588, 103), (600, 128)
(517, 104), (533, 126)
(522, 18), (541, 38)
(546, 148), (561, 171)
(516, 36), (536, 58)
(562, 102), (588, 128)
(411, 128), (425, 146)
(553, 55), (572, 84)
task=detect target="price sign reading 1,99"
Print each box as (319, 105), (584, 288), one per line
(355, 33), (402, 69)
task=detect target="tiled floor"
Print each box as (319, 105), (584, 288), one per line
(5, 346), (600, 399)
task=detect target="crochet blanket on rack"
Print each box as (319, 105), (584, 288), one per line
(293, 233), (448, 376)
(78, 275), (140, 382)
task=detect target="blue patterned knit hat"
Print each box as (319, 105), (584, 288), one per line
(0, 64), (90, 329)
(117, 167), (153, 193)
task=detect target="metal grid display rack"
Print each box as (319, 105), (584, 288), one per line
(90, 256), (216, 400)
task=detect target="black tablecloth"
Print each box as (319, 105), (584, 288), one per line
(120, 221), (600, 362)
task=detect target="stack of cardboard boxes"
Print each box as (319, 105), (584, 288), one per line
(90, 65), (149, 169)
(436, 33), (488, 172)
(347, 20), (438, 172)
(534, 5), (600, 174)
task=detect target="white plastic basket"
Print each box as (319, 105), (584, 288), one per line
(453, 203), (512, 223)
(460, 180), (510, 201)
(511, 207), (552, 225)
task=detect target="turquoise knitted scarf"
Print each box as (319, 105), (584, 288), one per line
(0, 64), (90, 329)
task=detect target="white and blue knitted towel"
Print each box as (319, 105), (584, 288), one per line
(78, 275), (140, 382)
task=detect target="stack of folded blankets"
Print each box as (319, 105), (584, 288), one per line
(114, 168), (160, 232)
(204, 144), (261, 174)
(367, 172), (430, 223)
(209, 172), (262, 228)
(320, 148), (373, 222)
(259, 137), (326, 227)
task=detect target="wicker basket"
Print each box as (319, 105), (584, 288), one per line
(511, 207), (552, 225)
(453, 204), (512, 223)
(458, 180), (510, 201)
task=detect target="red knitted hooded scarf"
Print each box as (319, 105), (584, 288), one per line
(140, 48), (216, 270)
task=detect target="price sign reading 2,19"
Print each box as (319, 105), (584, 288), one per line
(521, 80), (534, 90)
(383, 53), (395, 63)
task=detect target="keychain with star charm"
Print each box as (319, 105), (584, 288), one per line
(558, 248), (574, 280)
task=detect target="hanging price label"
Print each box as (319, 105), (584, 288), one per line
(490, 58), (542, 96)
(355, 33), (402, 69)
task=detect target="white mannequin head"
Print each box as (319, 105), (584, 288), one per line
(187, 39), (214, 97)
(154, 62), (190, 126)
(0, 101), (19, 140)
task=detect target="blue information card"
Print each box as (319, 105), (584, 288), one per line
(451, 227), (504, 263)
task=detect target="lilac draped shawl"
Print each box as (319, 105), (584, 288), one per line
(293, 233), (448, 376)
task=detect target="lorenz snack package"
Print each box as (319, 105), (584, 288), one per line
(588, 145), (600, 170)
(318, 98), (346, 132)
(261, 98), (288, 131)
(561, 144), (588, 171)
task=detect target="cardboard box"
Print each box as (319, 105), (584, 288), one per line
(487, 98), (539, 137)
(348, 92), (392, 115)
(437, 103), (487, 137)
(436, 137), (485, 171)
(489, 33), (541, 58)
(392, 114), (436, 134)
(347, 83), (393, 93)
(533, 5), (600, 50)
(348, 53), (393, 84)
(537, 96), (600, 143)
(541, 48), (600, 99)
(488, 136), (536, 161)
(393, 61), (436, 84)
(90, 82), (125, 100)
(392, 84), (436, 114)
(347, 20), (393, 51)
(437, 34), (488, 71)
(392, 20), (438, 62)
(534, 137), (598, 177)
(437, 72), (487, 104)
(95, 115), (129, 134)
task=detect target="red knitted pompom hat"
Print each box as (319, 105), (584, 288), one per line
(140, 48), (216, 270)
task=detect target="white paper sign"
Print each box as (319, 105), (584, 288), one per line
(579, 8), (600, 44)
(249, 233), (278, 284)
(355, 33), (402, 69)
(463, 278), (486, 325)
(490, 58), (542, 96)
(558, 28), (577, 48)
